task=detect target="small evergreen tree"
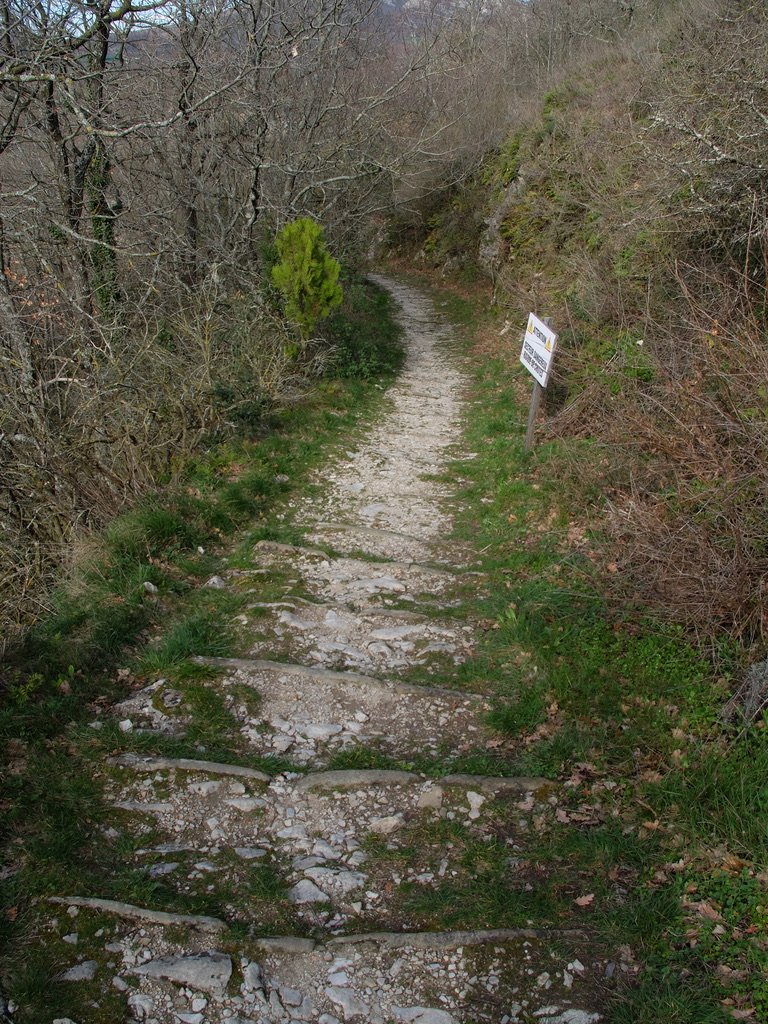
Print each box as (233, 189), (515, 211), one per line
(270, 218), (343, 340)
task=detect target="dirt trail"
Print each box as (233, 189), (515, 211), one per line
(52, 277), (603, 1024)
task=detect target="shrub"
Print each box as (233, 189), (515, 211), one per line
(271, 218), (343, 340)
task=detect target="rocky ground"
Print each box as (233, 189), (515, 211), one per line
(46, 277), (605, 1024)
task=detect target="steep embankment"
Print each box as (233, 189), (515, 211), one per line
(398, 2), (768, 647)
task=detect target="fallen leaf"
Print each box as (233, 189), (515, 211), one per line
(716, 965), (748, 981)
(667, 858), (688, 872)
(684, 899), (723, 922)
(720, 854), (749, 873)
(574, 893), (595, 907)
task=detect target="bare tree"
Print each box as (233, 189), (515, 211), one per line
(0, 0), (522, 647)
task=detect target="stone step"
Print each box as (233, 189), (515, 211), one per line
(106, 753), (271, 781)
(48, 896), (225, 933)
(247, 599), (431, 623)
(322, 496), (456, 548)
(247, 599), (473, 676)
(113, 658), (492, 763)
(44, 900), (605, 1024)
(351, 444), (450, 465)
(305, 523), (441, 564)
(251, 542), (458, 608)
(304, 523), (477, 569)
(210, 659), (489, 765)
(105, 760), (553, 933)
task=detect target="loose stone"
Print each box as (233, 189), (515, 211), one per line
(133, 952), (232, 994)
(393, 1010), (458, 1024)
(325, 987), (369, 1019)
(204, 576), (227, 589)
(58, 961), (98, 982)
(234, 846), (267, 859)
(369, 814), (403, 835)
(288, 879), (331, 904)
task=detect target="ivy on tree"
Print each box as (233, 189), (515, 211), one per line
(271, 218), (343, 340)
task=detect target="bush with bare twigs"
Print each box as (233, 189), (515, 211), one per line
(412, 0), (768, 648)
(0, 268), (322, 655)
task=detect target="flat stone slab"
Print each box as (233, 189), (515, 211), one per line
(48, 897), (224, 933)
(132, 951), (232, 994)
(57, 960), (98, 982)
(107, 753), (270, 781)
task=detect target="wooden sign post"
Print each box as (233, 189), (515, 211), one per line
(524, 378), (544, 454)
(520, 313), (557, 453)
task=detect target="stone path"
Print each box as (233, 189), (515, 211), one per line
(50, 277), (603, 1024)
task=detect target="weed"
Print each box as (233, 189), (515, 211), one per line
(649, 737), (768, 862)
(246, 862), (288, 903)
(326, 747), (403, 772)
(608, 977), (731, 1024)
(178, 683), (238, 749)
(106, 504), (203, 562)
(138, 611), (234, 673)
(487, 683), (548, 734)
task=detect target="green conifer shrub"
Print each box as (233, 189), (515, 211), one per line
(270, 218), (343, 340)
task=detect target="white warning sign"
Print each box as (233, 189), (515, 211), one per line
(520, 313), (557, 387)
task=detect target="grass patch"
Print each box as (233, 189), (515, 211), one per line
(608, 977), (731, 1024)
(138, 609), (235, 674)
(365, 816), (567, 931)
(325, 278), (406, 379)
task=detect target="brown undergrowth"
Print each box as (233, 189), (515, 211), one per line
(394, 0), (768, 659)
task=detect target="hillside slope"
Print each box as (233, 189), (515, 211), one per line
(395, 0), (768, 649)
